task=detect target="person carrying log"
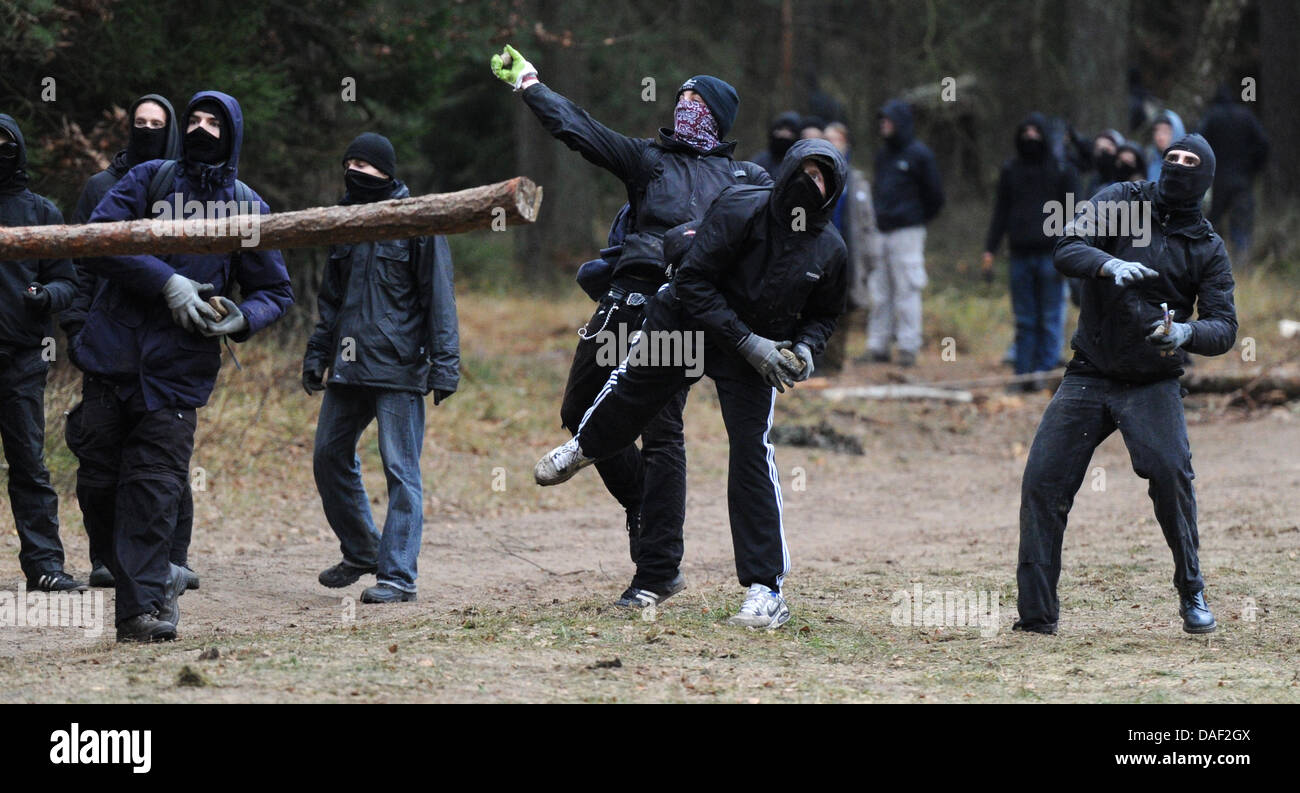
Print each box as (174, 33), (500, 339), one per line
(77, 91), (295, 642)
(0, 113), (83, 593)
(303, 132), (460, 604)
(1015, 133), (1236, 636)
(491, 44), (771, 611)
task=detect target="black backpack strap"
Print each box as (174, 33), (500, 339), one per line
(146, 159), (179, 213)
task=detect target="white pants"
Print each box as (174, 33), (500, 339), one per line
(867, 225), (927, 355)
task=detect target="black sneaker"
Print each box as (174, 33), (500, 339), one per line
(156, 563), (189, 628)
(27, 570), (88, 592)
(180, 565), (200, 591)
(360, 583), (417, 603)
(116, 612), (177, 643)
(614, 573), (686, 609)
(88, 564), (115, 588)
(318, 561), (377, 589)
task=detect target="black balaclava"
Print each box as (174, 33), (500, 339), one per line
(185, 99), (230, 165)
(0, 115), (28, 192)
(125, 97), (175, 166)
(1156, 133), (1216, 223)
(342, 132), (397, 204)
(0, 139), (18, 185)
(768, 111), (801, 160)
(1016, 130), (1046, 160)
(779, 154), (839, 217)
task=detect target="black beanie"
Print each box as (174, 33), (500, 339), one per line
(678, 76), (738, 138)
(343, 132), (396, 178)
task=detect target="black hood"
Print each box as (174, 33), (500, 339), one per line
(111, 93), (182, 175)
(1155, 133), (1216, 231)
(0, 113), (30, 193)
(1015, 111), (1049, 160)
(769, 138), (847, 225)
(879, 99), (915, 148)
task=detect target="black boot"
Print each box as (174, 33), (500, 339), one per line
(1179, 589), (1217, 634)
(88, 564), (115, 588)
(116, 613), (177, 643)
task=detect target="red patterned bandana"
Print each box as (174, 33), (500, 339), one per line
(673, 98), (719, 152)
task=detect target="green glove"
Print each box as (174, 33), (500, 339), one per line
(490, 45), (538, 90)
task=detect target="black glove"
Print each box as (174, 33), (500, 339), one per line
(434, 389), (453, 406)
(302, 366), (326, 395)
(23, 283), (51, 313)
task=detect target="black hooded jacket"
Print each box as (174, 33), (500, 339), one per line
(872, 99), (944, 232)
(304, 179), (460, 396)
(1054, 141), (1236, 384)
(749, 111), (802, 176)
(63, 94), (182, 342)
(0, 114), (78, 350)
(521, 83), (770, 290)
(1198, 88), (1269, 190)
(668, 138), (849, 355)
(985, 112), (1079, 255)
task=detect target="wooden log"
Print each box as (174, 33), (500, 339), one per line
(0, 177), (542, 260)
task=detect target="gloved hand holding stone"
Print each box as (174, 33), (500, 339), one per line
(162, 274), (219, 332)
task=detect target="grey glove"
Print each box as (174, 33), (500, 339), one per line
(1146, 319), (1192, 351)
(737, 333), (796, 393)
(791, 342), (815, 382)
(1099, 258), (1159, 287)
(199, 296), (248, 337)
(162, 274), (219, 332)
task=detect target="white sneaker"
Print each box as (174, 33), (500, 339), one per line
(726, 584), (790, 629)
(534, 437), (596, 485)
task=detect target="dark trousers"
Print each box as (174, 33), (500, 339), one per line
(575, 295), (789, 592)
(1207, 180), (1255, 254)
(0, 348), (63, 579)
(1009, 252), (1065, 375)
(67, 382), (194, 570)
(68, 377), (196, 624)
(1016, 374), (1201, 628)
(560, 292), (688, 588)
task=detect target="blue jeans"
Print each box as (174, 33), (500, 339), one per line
(313, 386), (425, 592)
(1010, 253), (1065, 375)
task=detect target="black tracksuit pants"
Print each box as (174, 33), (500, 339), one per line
(1016, 373), (1201, 629)
(66, 377), (196, 624)
(574, 294), (789, 593)
(561, 291), (688, 589)
(66, 378), (194, 571)
(0, 348), (64, 580)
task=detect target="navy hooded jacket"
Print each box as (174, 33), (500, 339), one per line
(0, 113), (78, 350)
(872, 99), (944, 232)
(80, 91), (295, 409)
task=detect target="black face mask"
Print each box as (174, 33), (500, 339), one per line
(1157, 160), (1210, 206)
(344, 168), (394, 203)
(1095, 151), (1118, 182)
(1016, 136), (1046, 160)
(780, 170), (827, 219)
(185, 126), (226, 165)
(769, 134), (795, 160)
(0, 142), (18, 183)
(128, 125), (168, 163)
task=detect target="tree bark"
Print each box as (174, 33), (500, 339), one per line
(1168, 0), (1250, 119)
(1260, 0), (1300, 200)
(1065, 0), (1130, 133)
(0, 177), (541, 260)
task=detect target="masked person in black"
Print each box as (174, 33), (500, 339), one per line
(304, 133), (460, 604)
(749, 111), (801, 176)
(0, 114), (82, 591)
(535, 139), (849, 630)
(491, 45), (771, 610)
(65, 94), (188, 590)
(1015, 134), (1235, 636)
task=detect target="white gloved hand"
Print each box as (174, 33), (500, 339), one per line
(162, 274), (220, 332)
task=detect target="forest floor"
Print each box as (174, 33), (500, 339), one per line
(2, 282), (1298, 703)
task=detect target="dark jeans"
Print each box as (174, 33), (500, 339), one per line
(0, 348), (63, 579)
(1010, 252), (1065, 375)
(68, 377), (196, 624)
(1208, 180), (1255, 254)
(313, 386), (425, 593)
(560, 291), (688, 589)
(67, 382), (194, 570)
(575, 295), (788, 592)
(1016, 374), (1201, 629)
